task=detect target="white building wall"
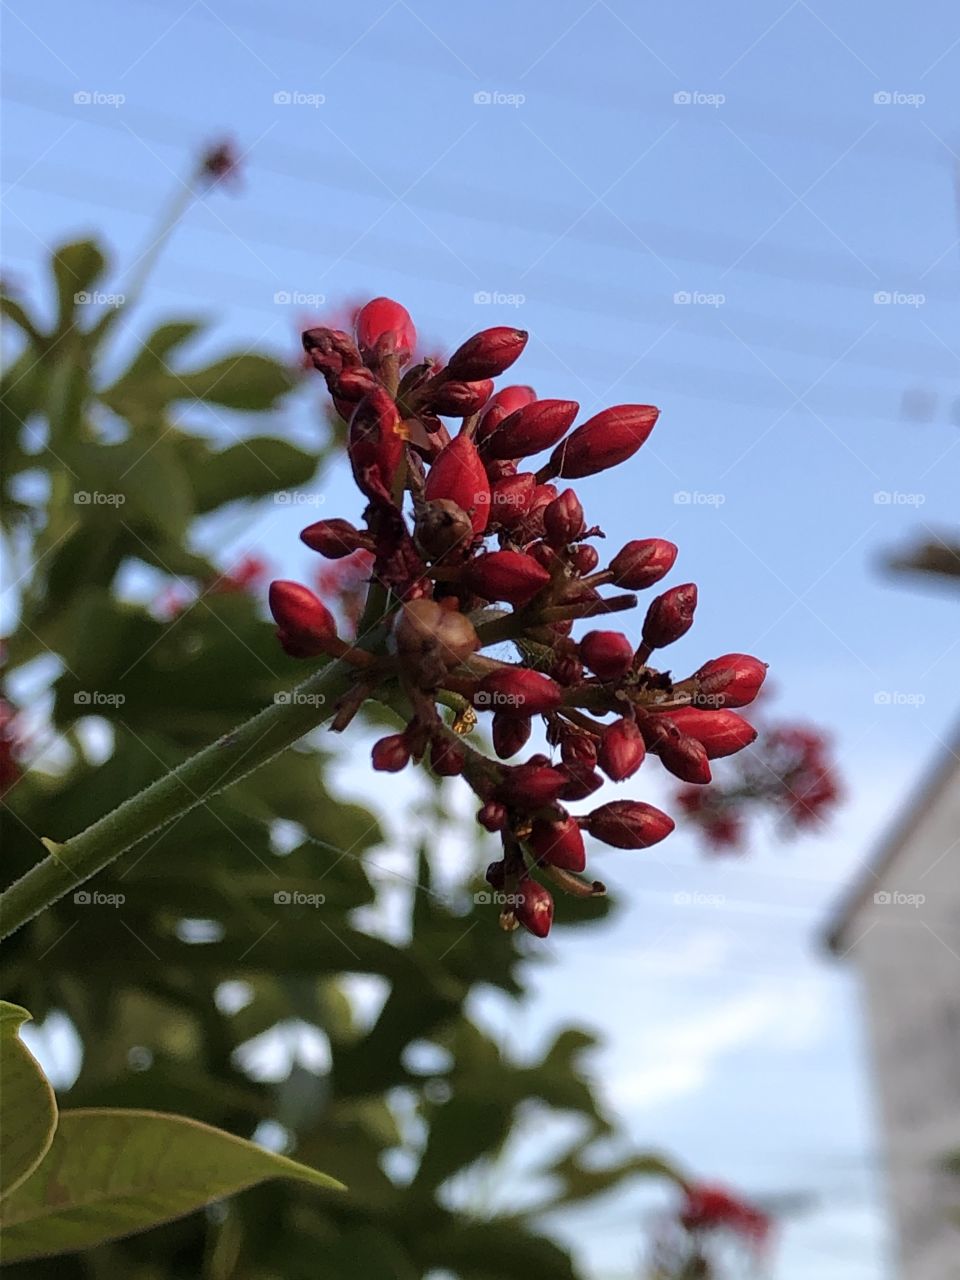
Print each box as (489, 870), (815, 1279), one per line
(843, 762), (960, 1280)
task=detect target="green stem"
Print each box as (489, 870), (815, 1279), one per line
(0, 660), (354, 941)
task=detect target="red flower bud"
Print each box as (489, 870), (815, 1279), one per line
(300, 518), (368, 559)
(462, 550), (551, 605)
(427, 378), (494, 417)
(558, 764), (604, 801)
(355, 297), (416, 364)
(492, 712), (533, 759)
(543, 488), (586, 547)
(430, 735), (465, 776)
(694, 654), (768, 709)
(478, 801), (508, 832)
(333, 367), (378, 403)
(598, 717), (646, 781)
(569, 544), (600, 574)
(348, 386), (406, 500)
(516, 878), (554, 938)
(490, 472), (537, 529)
(656, 731), (712, 784)
(423, 435), (491, 535)
(445, 327), (528, 381)
(579, 630), (634, 680)
(474, 668), (562, 717)
(641, 583), (697, 650)
(528, 816), (586, 872)
(268, 580), (336, 655)
(584, 800), (675, 849)
(547, 404), (659, 479)
(371, 732), (411, 772)
(551, 654), (584, 686)
(561, 732), (598, 769)
(609, 538), (678, 590)
(483, 399), (579, 460)
(496, 763), (568, 807)
(661, 707), (757, 758)
(301, 327), (361, 379)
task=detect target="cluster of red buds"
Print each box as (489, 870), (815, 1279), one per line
(269, 298), (768, 937)
(677, 722), (840, 852)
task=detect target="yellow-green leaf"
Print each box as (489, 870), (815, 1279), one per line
(0, 1002), (58, 1199)
(0, 1108), (344, 1262)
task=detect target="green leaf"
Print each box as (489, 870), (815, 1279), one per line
(0, 1108), (344, 1262)
(190, 437), (318, 512)
(0, 1003), (58, 1198)
(175, 354), (293, 410)
(51, 240), (107, 332)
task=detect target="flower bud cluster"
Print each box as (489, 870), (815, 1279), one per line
(272, 299), (768, 936)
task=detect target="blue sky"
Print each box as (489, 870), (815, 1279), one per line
(3, 1), (959, 1275)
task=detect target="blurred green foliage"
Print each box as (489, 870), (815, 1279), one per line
(0, 241), (678, 1278)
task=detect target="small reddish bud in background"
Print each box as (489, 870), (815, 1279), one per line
(598, 718), (646, 781)
(584, 800), (675, 849)
(641, 583), (698, 651)
(355, 296), (416, 364)
(462, 550), (551, 605)
(426, 378), (494, 417)
(543, 488), (586, 547)
(662, 708), (758, 758)
(609, 538), (678, 590)
(580, 630), (634, 681)
(300, 518), (369, 559)
(547, 404), (659, 479)
(371, 732), (412, 772)
(516, 879), (554, 937)
(483, 399), (579, 460)
(497, 763), (568, 807)
(478, 801), (508, 832)
(528, 816), (586, 872)
(268, 580), (336, 655)
(423, 435), (491, 535)
(347, 386), (406, 500)
(492, 712), (533, 759)
(569, 544), (600, 575)
(490, 472), (537, 529)
(430, 735), (465, 776)
(474, 668), (562, 717)
(444, 327), (528, 381)
(694, 653), (768, 708)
